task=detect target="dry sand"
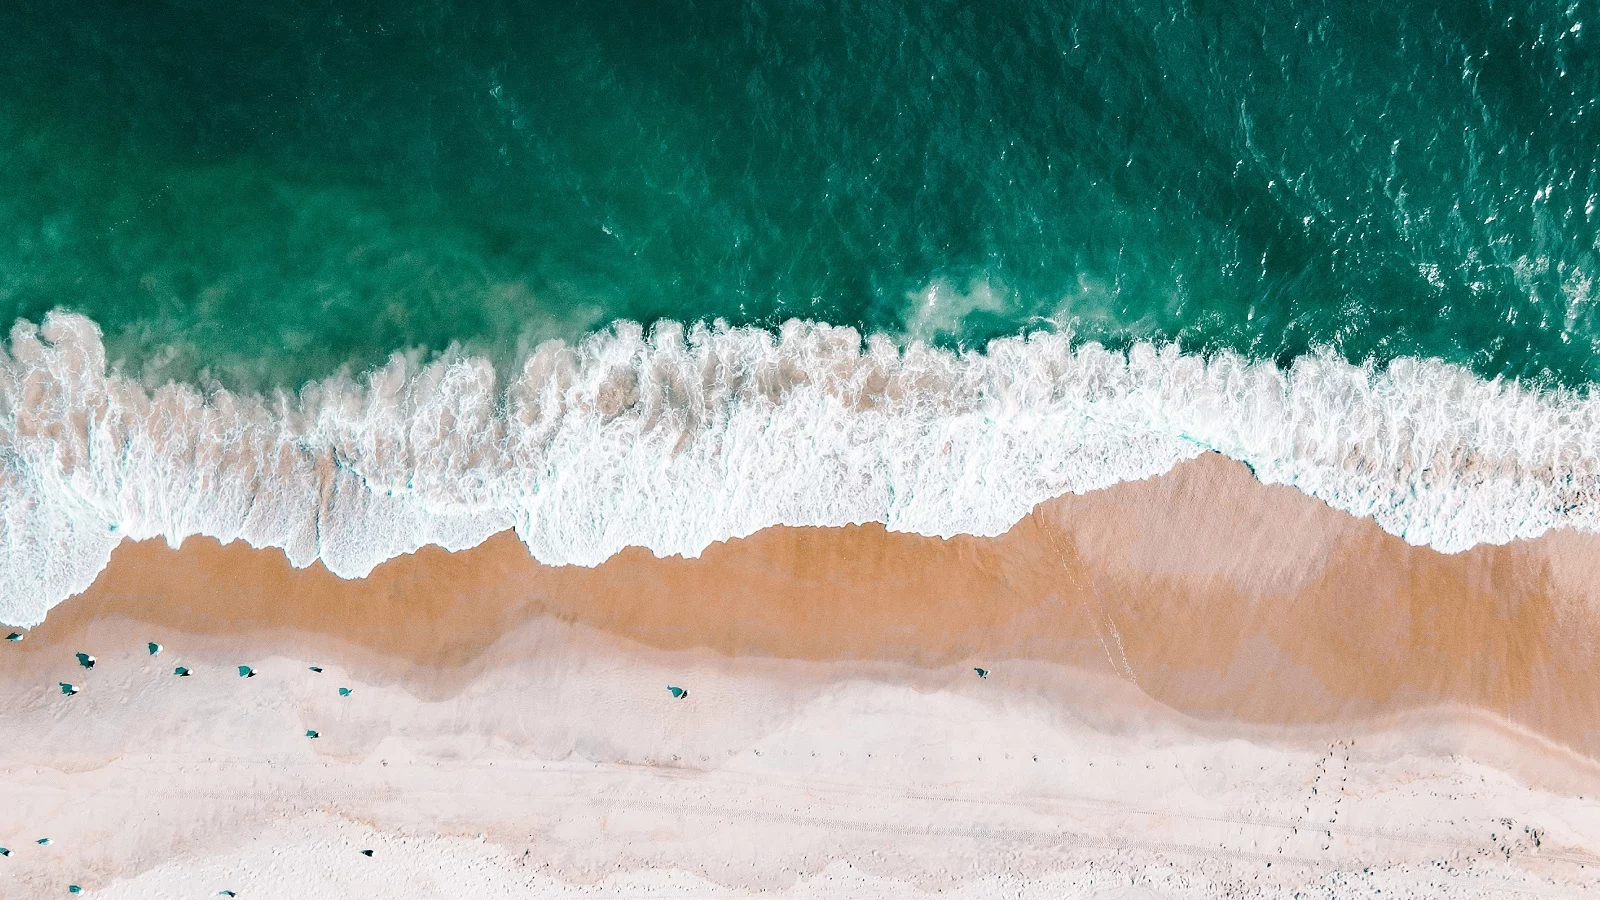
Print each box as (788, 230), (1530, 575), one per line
(4, 454), (1600, 897)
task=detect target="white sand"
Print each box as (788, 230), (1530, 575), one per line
(4, 616), (1600, 899)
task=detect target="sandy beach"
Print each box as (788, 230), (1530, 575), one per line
(5, 453), (1600, 897)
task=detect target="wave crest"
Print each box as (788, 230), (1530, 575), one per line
(3, 311), (1598, 626)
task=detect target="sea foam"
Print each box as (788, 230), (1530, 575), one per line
(3, 310), (1599, 626)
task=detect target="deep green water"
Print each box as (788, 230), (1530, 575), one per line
(1, 0), (1596, 390)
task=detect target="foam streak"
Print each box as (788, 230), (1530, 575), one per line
(3, 312), (1598, 625)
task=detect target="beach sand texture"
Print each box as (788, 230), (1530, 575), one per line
(4, 454), (1600, 897)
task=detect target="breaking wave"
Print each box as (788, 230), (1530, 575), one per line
(3, 310), (1599, 626)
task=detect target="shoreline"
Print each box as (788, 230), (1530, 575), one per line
(11, 311), (1600, 631)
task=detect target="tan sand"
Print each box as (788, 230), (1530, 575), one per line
(3, 458), (1600, 890)
(9, 452), (1600, 755)
(8, 454), (1600, 897)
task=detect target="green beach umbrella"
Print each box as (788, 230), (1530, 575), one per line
(173, 666), (191, 677)
(305, 729), (319, 739)
(5, 632), (21, 642)
(220, 892), (237, 897)
(75, 653), (95, 669)
(667, 685), (688, 699)
(59, 683), (78, 696)
(360, 849), (374, 857)
(36, 837), (51, 845)
(68, 886), (82, 894)
(147, 642), (162, 656)
(237, 666), (256, 678)
(974, 667), (989, 679)
(0, 846), (10, 856)
(308, 666), (323, 673)
(338, 687), (351, 697)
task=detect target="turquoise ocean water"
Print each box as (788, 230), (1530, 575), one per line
(3, 0), (1596, 388)
(2, 0), (1600, 625)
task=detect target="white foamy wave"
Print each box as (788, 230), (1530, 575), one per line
(4, 311), (1600, 626)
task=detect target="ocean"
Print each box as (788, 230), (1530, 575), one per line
(1, 0), (1597, 625)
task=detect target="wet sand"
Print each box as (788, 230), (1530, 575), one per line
(5, 453), (1600, 897)
(11, 452), (1600, 753)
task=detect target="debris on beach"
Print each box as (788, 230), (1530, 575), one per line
(974, 667), (989, 678)
(174, 666), (191, 677)
(147, 642), (162, 656)
(360, 849), (374, 857)
(338, 687), (351, 696)
(667, 685), (689, 699)
(305, 730), (320, 739)
(308, 666), (323, 673)
(237, 666), (256, 678)
(76, 653), (95, 669)
(5, 632), (21, 642)
(59, 683), (78, 696)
